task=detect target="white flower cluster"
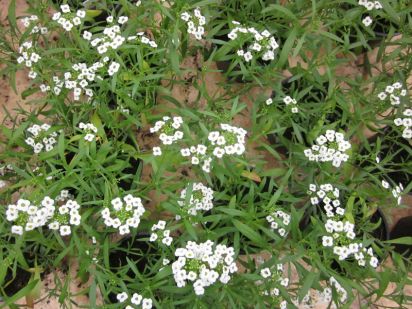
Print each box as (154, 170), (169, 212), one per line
(127, 32), (158, 48)
(303, 130), (351, 167)
(265, 96), (298, 113)
(180, 8), (206, 40)
(25, 123), (58, 154)
(377, 82), (407, 106)
(21, 15), (48, 34)
(101, 195), (145, 235)
(312, 184), (378, 267)
(172, 240), (238, 295)
(17, 41), (41, 80)
(176, 183), (214, 219)
(329, 277), (348, 303)
(322, 218), (379, 267)
(283, 96), (299, 113)
(149, 220), (173, 246)
(150, 116), (184, 155)
(52, 5), (86, 31)
(394, 108), (412, 140)
(180, 144), (212, 173)
(89, 17), (126, 54)
(87, 16), (157, 54)
(266, 210), (290, 237)
(78, 122), (98, 142)
(48, 199), (81, 236)
(52, 61), (104, 100)
(6, 198), (54, 235)
(259, 264), (288, 309)
(308, 184), (344, 217)
(208, 124), (247, 158)
(382, 180), (403, 205)
(359, 1), (382, 26)
(117, 292), (153, 309)
(228, 21), (279, 62)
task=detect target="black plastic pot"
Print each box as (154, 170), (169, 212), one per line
(299, 198), (389, 243)
(328, 209), (388, 276)
(359, 127), (411, 194)
(107, 233), (159, 303)
(390, 216), (412, 257)
(370, 208), (390, 241)
(332, 4), (402, 51)
(2, 267), (32, 297)
(0, 249), (45, 298)
(204, 176), (284, 252)
(266, 78), (338, 156)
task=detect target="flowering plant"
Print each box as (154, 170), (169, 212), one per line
(0, 0), (411, 308)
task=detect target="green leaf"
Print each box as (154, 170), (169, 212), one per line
(7, 0), (17, 35)
(232, 219), (264, 245)
(184, 220), (198, 241)
(298, 271), (318, 302)
(3, 279), (39, 306)
(262, 4), (297, 21)
(278, 28), (297, 68)
(89, 279), (96, 307)
(385, 237), (412, 245)
(344, 194), (356, 223)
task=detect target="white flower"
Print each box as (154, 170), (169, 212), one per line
(322, 236), (333, 247)
(108, 61), (120, 76)
(11, 225), (24, 235)
(153, 146), (162, 156)
(243, 51), (253, 62)
(60, 225), (71, 236)
(117, 292), (128, 303)
(118, 16), (129, 24)
(60, 4), (70, 13)
(362, 16), (373, 27)
(83, 31), (92, 41)
(142, 298), (152, 309)
(260, 268), (271, 278)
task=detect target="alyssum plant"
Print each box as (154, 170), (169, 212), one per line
(0, 0), (411, 308)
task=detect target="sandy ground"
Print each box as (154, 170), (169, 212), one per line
(0, 0), (411, 308)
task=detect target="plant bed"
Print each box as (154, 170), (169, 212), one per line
(326, 2), (406, 51)
(107, 233), (160, 303)
(358, 127), (411, 194)
(201, 176), (292, 252)
(389, 216), (412, 258)
(207, 12), (283, 83)
(2, 0), (412, 307)
(0, 249), (46, 300)
(265, 77), (344, 157)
